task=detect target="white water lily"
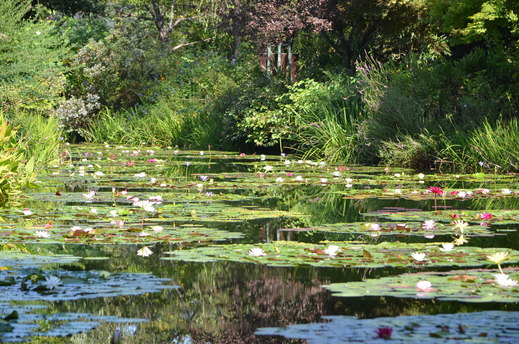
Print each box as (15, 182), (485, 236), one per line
(22, 208), (32, 216)
(260, 154), (266, 161)
(369, 223), (381, 231)
(324, 245), (341, 256)
(264, 165), (273, 172)
(332, 171), (341, 177)
(439, 243), (455, 252)
(453, 220), (469, 233)
(417, 173), (425, 179)
(82, 191), (96, 200)
(134, 172), (147, 178)
(248, 247), (266, 257)
(94, 171), (105, 177)
(137, 246), (153, 257)
(416, 280), (432, 291)
(423, 220), (435, 230)
(275, 177), (284, 183)
(502, 188), (511, 194)
(494, 273), (518, 287)
(411, 252), (426, 261)
(320, 178), (328, 183)
(151, 226), (164, 232)
(35, 230), (50, 238)
(294, 175), (304, 181)
(43, 276), (62, 289)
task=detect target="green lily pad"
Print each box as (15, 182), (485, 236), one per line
(364, 209), (519, 226)
(0, 302), (147, 343)
(280, 221), (499, 237)
(162, 241), (519, 269)
(324, 268), (519, 303)
(256, 311), (519, 343)
(0, 268), (177, 301)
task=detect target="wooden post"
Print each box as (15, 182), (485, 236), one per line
(277, 44), (282, 71)
(287, 44), (292, 82)
(266, 46), (272, 76)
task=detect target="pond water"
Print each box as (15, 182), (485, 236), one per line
(1, 144), (518, 343)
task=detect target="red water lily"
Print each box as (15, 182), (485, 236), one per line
(376, 327), (393, 339)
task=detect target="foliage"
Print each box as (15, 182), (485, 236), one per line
(0, 0), (68, 115)
(0, 116), (36, 205)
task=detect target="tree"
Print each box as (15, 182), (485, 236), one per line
(0, 0), (68, 114)
(248, 0), (424, 71)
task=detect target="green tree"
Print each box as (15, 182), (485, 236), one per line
(0, 0), (68, 114)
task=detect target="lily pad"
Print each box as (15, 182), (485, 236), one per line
(280, 221), (499, 237)
(0, 268), (177, 301)
(256, 311), (519, 343)
(324, 268), (519, 303)
(162, 241), (519, 269)
(0, 302), (147, 343)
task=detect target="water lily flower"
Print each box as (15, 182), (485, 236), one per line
(294, 175), (304, 181)
(264, 165), (273, 172)
(439, 243), (455, 252)
(332, 171), (341, 177)
(284, 160), (291, 165)
(423, 220), (436, 230)
(376, 327), (393, 339)
(427, 186), (443, 195)
(493, 273), (518, 287)
(35, 230), (50, 238)
(502, 188), (511, 194)
(138, 200), (156, 212)
(416, 280), (433, 291)
(196, 183), (204, 189)
(94, 171), (105, 177)
(369, 223), (381, 231)
(453, 235), (469, 245)
(109, 210), (118, 217)
(22, 208), (32, 216)
(457, 191), (467, 198)
(417, 173), (425, 179)
(199, 175), (209, 181)
(150, 178), (157, 184)
(453, 220), (469, 233)
(394, 189), (402, 194)
(324, 245), (340, 256)
(248, 247), (266, 257)
(205, 191), (213, 197)
(487, 251), (510, 274)
(275, 177), (284, 183)
(134, 172), (147, 178)
(320, 178), (328, 183)
(411, 252), (426, 261)
(82, 191), (96, 200)
(345, 178), (353, 183)
(138, 232), (150, 237)
(260, 154), (266, 161)
(185, 161), (191, 166)
(137, 246), (153, 257)
(43, 276), (62, 289)
(151, 226), (163, 232)
(424, 234), (435, 239)
(480, 212), (493, 220)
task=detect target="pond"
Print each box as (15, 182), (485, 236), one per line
(1, 144), (518, 343)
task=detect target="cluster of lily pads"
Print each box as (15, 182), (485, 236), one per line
(1, 143), (518, 342)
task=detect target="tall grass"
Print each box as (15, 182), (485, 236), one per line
(12, 113), (62, 168)
(467, 118), (519, 172)
(293, 103), (360, 163)
(438, 118), (519, 173)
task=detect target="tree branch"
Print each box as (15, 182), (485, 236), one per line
(171, 37), (212, 51)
